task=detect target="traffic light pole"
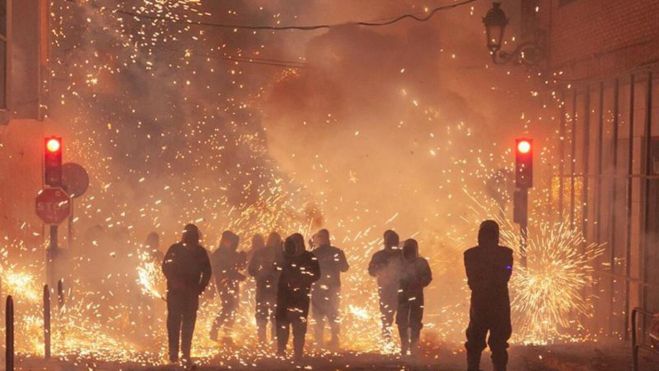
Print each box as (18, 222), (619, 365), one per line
(514, 138), (532, 269)
(520, 211), (528, 269)
(518, 186), (529, 268)
(47, 225), (58, 289)
(513, 186), (529, 268)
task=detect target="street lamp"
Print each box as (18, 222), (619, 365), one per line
(483, 2), (545, 65)
(483, 2), (508, 54)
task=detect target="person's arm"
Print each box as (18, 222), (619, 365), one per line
(247, 253), (259, 277)
(338, 250), (349, 272)
(162, 245), (176, 280)
(503, 248), (513, 284)
(238, 251), (248, 270)
(198, 249), (212, 294)
(464, 250), (484, 291)
(307, 254), (321, 284)
(367, 252), (380, 277)
(419, 259), (432, 288)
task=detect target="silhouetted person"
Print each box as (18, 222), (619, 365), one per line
(396, 239), (432, 356)
(275, 233), (320, 360)
(140, 231), (165, 342)
(248, 233), (266, 261)
(310, 229), (349, 349)
(145, 231), (164, 262)
(162, 224), (211, 365)
(248, 232), (284, 344)
(368, 230), (403, 340)
(464, 220), (513, 371)
(210, 230), (247, 342)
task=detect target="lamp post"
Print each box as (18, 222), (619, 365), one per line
(483, 2), (544, 65)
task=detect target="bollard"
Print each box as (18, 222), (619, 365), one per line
(43, 284), (51, 359)
(57, 279), (64, 311)
(6, 295), (14, 371)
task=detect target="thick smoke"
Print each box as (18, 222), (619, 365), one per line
(34, 0), (557, 353)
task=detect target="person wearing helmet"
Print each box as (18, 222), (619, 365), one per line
(210, 230), (247, 343)
(275, 233), (321, 360)
(162, 224), (211, 365)
(464, 220), (513, 371)
(310, 229), (349, 349)
(248, 232), (284, 344)
(396, 239), (432, 356)
(368, 230), (403, 341)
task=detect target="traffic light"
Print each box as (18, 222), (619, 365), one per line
(513, 188), (528, 224)
(44, 136), (62, 187)
(515, 138), (533, 188)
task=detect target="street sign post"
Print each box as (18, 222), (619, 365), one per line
(62, 163), (89, 199)
(36, 188), (71, 225)
(62, 163), (89, 251)
(36, 187), (71, 289)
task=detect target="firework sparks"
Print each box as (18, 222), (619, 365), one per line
(509, 222), (604, 344)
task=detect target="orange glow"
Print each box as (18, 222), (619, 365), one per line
(46, 138), (61, 153)
(517, 140), (531, 154)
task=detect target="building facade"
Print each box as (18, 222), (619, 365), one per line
(0, 0), (49, 248)
(530, 0), (659, 339)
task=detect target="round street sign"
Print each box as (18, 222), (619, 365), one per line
(36, 187), (71, 225)
(62, 163), (89, 198)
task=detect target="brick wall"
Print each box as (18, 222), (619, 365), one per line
(539, 0), (659, 80)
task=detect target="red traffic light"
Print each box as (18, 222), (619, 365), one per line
(515, 138), (533, 188)
(44, 136), (63, 187)
(517, 139), (531, 154)
(46, 138), (61, 153)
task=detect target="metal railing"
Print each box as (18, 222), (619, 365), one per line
(6, 295), (14, 371)
(631, 307), (658, 371)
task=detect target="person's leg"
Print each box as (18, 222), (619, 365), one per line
(166, 295), (183, 362)
(310, 292), (325, 347)
(409, 300), (424, 356)
(396, 300), (410, 356)
(226, 286), (239, 330)
(488, 308), (512, 371)
(275, 299), (290, 356)
(465, 308), (488, 371)
(268, 291), (278, 343)
(328, 291), (341, 349)
(379, 286), (397, 340)
(180, 296), (199, 363)
(292, 314), (308, 360)
(210, 289), (226, 341)
(255, 283), (268, 342)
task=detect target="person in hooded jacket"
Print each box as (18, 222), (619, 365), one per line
(464, 220), (513, 371)
(275, 233), (321, 360)
(210, 230), (247, 342)
(248, 231), (284, 344)
(145, 231), (164, 263)
(310, 229), (349, 349)
(162, 224), (211, 365)
(368, 230), (403, 340)
(396, 238), (432, 356)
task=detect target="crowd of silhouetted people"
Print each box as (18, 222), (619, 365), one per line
(161, 220), (513, 371)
